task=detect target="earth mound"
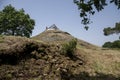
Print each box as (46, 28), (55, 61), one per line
(0, 29), (120, 80)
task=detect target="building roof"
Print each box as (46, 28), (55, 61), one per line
(46, 24), (59, 30)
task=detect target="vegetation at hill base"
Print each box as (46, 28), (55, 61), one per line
(102, 40), (120, 48)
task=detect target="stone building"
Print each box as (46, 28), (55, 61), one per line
(46, 24), (59, 31)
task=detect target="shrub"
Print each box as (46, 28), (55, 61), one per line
(0, 35), (4, 43)
(112, 40), (120, 48)
(102, 42), (112, 48)
(102, 40), (120, 48)
(61, 39), (77, 58)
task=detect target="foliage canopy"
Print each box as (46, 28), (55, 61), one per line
(0, 5), (35, 37)
(74, 0), (120, 28)
(103, 22), (120, 36)
(102, 40), (120, 48)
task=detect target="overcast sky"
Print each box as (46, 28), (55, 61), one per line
(0, 0), (120, 46)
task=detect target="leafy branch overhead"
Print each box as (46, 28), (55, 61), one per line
(74, 0), (120, 26)
(103, 22), (120, 36)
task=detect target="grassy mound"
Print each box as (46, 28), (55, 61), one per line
(0, 35), (120, 80)
(32, 30), (97, 49)
(0, 36), (84, 80)
(32, 30), (74, 42)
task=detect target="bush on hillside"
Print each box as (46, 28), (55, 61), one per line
(102, 40), (120, 48)
(112, 40), (120, 48)
(102, 42), (112, 48)
(61, 39), (77, 58)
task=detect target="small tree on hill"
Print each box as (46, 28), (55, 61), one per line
(102, 40), (120, 48)
(0, 4), (35, 37)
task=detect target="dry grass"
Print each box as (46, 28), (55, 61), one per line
(77, 46), (120, 77)
(32, 30), (120, 79)
(32, 30), (75, 42)
(0, 35), (85, 80)
(0, 32), (120, 80)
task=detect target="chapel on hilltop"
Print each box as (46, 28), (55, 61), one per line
(46, 24), (59, 31)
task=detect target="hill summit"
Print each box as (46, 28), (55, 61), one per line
(33, 24), (96, 49)
(33, 24), (74, 42)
